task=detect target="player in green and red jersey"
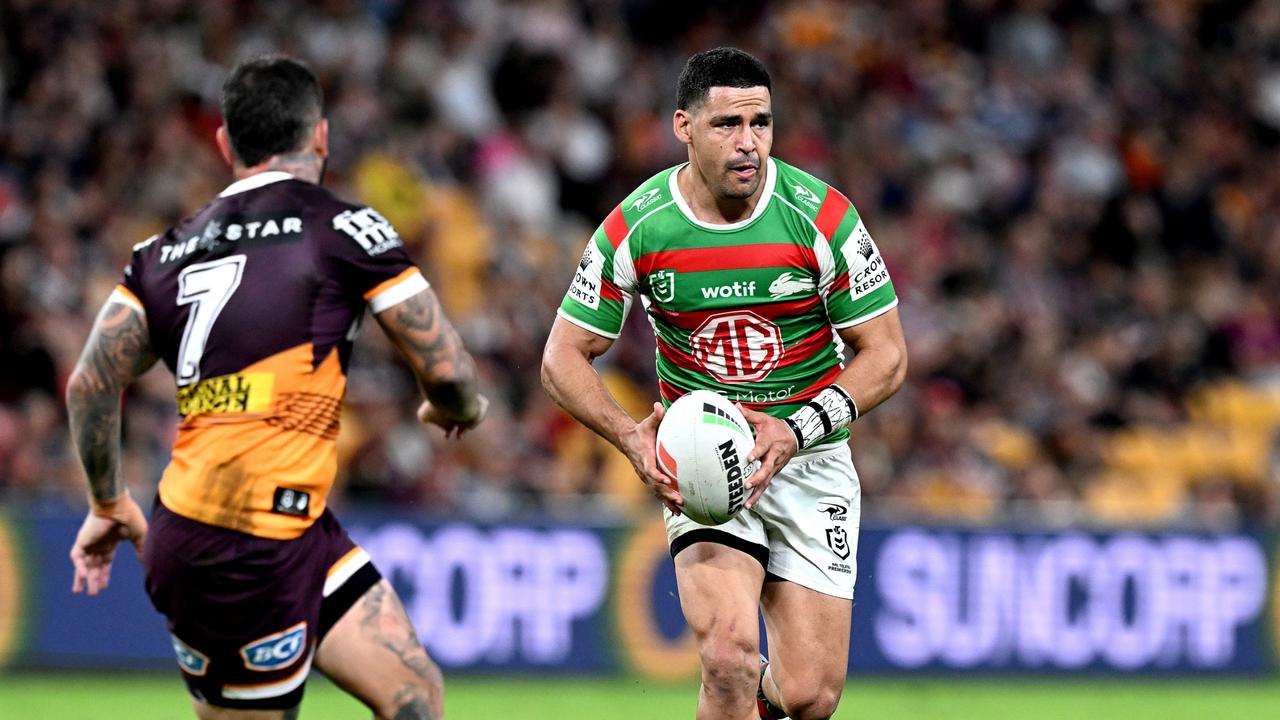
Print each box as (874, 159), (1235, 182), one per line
(543, 48), (907, 720)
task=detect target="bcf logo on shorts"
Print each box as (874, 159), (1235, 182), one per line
(240, 622), (307, 671)
(171, 634), (210, 676)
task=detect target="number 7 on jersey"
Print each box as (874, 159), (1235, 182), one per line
(175, 255), (246, 386)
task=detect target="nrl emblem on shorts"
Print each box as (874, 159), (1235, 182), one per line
(826, 526), (850, 560)
(651, 269), (676, 303)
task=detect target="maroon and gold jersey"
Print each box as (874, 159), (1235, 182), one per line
(112, 172), (427, 539)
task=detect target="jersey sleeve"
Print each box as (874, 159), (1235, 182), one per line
(112, 235), (156, 314)
(315, 202), (427, 313)
(814, 189), (898, 328)
(557, 205), (637, 339)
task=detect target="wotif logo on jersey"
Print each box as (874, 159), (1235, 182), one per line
(240, 622), (307, 671)
(701, 281), (756, 299)
(691, 310), (782, 383)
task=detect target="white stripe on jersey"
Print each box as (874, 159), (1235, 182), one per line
(831, 296), (899, 330)
(556, 308), (622, 339)
(368, 271), (429, 314)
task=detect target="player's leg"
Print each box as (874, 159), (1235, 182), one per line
(674, 538), (768, 720)
(314, 578), (444, 720)
(751, 446), (861, 720)
(759, 580), (851, 720)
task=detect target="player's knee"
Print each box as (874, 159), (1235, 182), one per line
(370, 654), (444, 720)
(697, 636), (758, 704)
(782, 683), (842, 720)
(373, 677), (443, 720)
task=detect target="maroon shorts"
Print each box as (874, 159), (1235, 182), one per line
(143, 500), (381, 710)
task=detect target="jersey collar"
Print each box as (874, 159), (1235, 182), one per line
(668, 156), (777, 231)
(218, 171), (295, 198)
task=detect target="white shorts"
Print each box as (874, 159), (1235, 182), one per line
(664, 443), (861, 599)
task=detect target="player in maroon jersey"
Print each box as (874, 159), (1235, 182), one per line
(67, 56), (486, 719)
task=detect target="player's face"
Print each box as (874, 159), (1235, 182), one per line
(678, 86), (773, 201)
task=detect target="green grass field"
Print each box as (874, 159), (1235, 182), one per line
(0, 673), (1278, 719)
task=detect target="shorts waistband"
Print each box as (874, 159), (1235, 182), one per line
(789, 443), (849, 465)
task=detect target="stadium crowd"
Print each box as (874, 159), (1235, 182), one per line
(1, 0), (1278, 526)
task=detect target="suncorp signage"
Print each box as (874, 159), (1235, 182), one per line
(356, 523), (610, 670)
(868, 529), (1270, 672)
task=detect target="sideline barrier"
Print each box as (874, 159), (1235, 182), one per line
(1, 507), (1273, 676)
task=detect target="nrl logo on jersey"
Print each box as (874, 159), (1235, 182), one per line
(791, 183), (821, 208)
(651, 269), (676, 302)
(769, 272), (815, 299)
(631, 188), (662, 212)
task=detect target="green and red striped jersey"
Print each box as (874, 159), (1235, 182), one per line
(558, 157), (897, 448)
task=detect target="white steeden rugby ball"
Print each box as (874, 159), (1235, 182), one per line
(655, 390), (758, 525)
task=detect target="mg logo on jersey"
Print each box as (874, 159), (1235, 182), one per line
(691, 311), (783, 383)
(240, 622), (307, 672)
(651, 269), (677, 303)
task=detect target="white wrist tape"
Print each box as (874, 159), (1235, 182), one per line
(783, 385), (859, 450)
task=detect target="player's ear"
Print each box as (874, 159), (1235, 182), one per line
(311, 118), (329, 161)
(214, 125), (237, 168)
(673, 109), (693, 146)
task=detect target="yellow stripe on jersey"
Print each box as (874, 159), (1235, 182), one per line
(177, 372), (276, 416)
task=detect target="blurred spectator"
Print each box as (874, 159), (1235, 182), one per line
(1, 0), (1278, 527)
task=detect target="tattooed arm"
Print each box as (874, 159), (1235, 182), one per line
(374, 286), (486, 436)
(66, 298), (157, 595)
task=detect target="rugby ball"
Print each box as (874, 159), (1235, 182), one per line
(655, 390), (758, 525)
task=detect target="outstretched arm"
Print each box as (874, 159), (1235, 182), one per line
(374, 286), (487, 436)
(66, 297), (157, 595)
(541, 317), (683, 512)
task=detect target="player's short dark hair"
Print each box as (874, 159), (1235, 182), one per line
(676, 47), (772, 111)
(221, 55), (323, 167)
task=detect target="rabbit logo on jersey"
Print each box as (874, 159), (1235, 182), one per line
(240, 622), (307, 671)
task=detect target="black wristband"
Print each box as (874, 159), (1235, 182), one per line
(783, 385), (859, 451)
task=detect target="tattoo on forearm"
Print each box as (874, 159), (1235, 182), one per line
(67, 302), (156, 503)
(377, 290), (479, 418)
